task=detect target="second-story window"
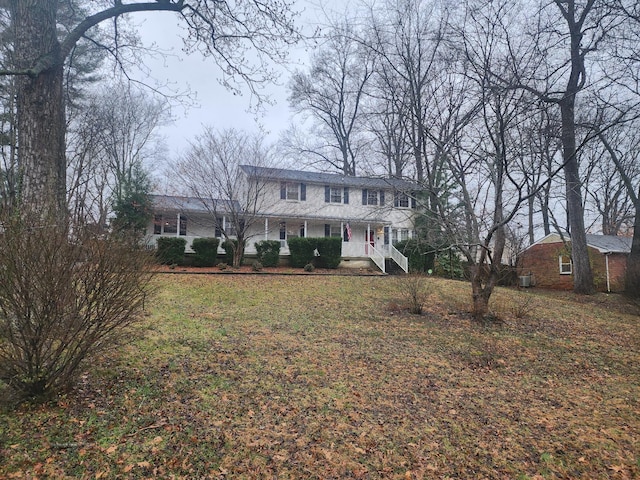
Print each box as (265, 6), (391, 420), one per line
(395, 192), (410, 208)
(362, 189), (385, 206)
(330, 187), (342, 203)
(280, 182), (306, 201)
(325, 185), (349, 204)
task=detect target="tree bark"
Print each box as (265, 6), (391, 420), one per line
(12, 0), (66, 212)
(625, 205), (640, 298)
(559, 97), (595, 294)
(554, 0), (595, 294)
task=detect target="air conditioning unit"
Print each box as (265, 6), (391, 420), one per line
(519, 275), (531, 288)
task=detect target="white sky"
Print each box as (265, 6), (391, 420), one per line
(132, 0), (347, 159)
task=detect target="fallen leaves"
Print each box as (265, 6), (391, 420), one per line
(0, 275), (638, 479)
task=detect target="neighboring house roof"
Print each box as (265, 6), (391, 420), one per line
(240, 165), (420, 191)
(525, 232), (632, 254)
(585, 234), (632, 254)
(150, 194), (240, 214)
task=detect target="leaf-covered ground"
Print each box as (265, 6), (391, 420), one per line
(1, 275), (638, 479)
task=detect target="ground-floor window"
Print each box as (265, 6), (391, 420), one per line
(325, 224), (342, 238)
(559, 254), (572, 274)
(153, 214), (187, 236)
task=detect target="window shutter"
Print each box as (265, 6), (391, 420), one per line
(154, 215), (162, 235)
(324, 224), (330, 237)
(411, 195), (416, 209)
(300, 183), (306, 201)
(215, 218), (222, 237)
(343, 187), (349, 204)
(280, 182), (286, 200)
(362, 189), (368, 205)
(380, 191), (385, 206)
(325, 185), (330, 203)
(384, 226), (390, 245)
(394, 192), (399, 207)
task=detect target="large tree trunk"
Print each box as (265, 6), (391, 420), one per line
(559, 98), (594, 295)
(11, 0), (67, 212)
(625, 203), (640, 298)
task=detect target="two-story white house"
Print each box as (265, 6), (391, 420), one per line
(147, 166), (421, 272)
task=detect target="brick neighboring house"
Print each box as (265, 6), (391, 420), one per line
(518, 233), (632, 292)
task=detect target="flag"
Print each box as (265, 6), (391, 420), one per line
(346, 222), (352, 241)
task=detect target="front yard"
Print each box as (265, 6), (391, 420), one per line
(1, 275), (638, 479)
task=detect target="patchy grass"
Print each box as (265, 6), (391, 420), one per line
(0, 275), (638, 479)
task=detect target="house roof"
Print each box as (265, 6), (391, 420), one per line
(526, 232), (632, 254)
(240, 165), (420, 191)
(585, 234), (632, 254)
(150, 194), (239, 214)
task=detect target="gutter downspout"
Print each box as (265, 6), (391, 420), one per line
(605, 252), (611, 293)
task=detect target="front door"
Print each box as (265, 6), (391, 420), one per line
(365, 230), (375, 254)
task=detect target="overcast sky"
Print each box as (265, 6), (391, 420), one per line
(133, 0), (348, 159)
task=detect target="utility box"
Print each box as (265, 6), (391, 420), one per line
(519, 275), (531, 288)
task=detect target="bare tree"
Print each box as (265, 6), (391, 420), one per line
(440, 0), (558, 319)
(0, 0), (300, 212)
(174, 127), (274, 268)
(489, 0), (623, 294)
(583, 134), (636, 235)
(597, 126), (640, 297)
(67, 83), (168, 226)
(288, 22), (374, 176)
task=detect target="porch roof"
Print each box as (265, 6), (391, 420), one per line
(150, 194), (239, 214)
(254, 211), (391, 225)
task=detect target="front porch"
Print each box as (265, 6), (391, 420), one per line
(252, 218), (409, 273)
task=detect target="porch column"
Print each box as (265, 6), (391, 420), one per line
(176, 213), (181, 237)
(304, 220), (308, 238)
(264, 218), (269, 240)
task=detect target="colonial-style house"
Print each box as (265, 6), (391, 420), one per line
(147, 166), (422, 272)
(518, 232), (632, 292)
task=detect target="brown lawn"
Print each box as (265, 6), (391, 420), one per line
(0, 274), (638, 479)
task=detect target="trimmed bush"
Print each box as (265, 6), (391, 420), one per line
(157, 237), (187, 265)
(191, 237), (219, 267)
(304, 263), (315, 272)
(252, 261), (263, 272)
(255, 240), (281, 267)
(315, 237), (342, 269)
(287, 237), (317, 268)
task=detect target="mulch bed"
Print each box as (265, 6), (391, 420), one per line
(153, 265), (385, 276)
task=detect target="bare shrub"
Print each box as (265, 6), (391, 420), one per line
(0, 209), (154, 399)
(493, 292), (536, 321)
(398, 273), (429, 314)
